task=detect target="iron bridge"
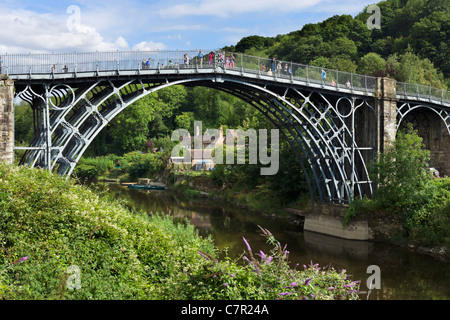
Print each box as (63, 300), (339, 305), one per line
(4, 50), (450, 204)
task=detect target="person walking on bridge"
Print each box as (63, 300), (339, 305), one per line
(198, 50), (204, 67)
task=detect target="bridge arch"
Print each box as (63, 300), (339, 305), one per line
(397, 102), (450, 176)
(397, 102), (450, 136)
(15, 72), (376, 204)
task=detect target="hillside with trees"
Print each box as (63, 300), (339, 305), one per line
(228, 0), (449, 88)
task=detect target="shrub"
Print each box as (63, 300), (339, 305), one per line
(190, 226), (360, 300)
(0, 165), (215, 299)
(74, 156), (115, 181)
(369, 125), (435, 230)
(345, 125), (450, 245)
(121, 152), (165, 180)
(0, 165), (359, 300)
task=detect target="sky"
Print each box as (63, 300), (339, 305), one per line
(0, 0), (377, 54)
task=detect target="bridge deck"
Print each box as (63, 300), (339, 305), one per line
(3, 50), (449, 107)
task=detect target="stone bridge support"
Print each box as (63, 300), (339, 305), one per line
(375, 77), (398, 153)
(0, 77), (14, 165)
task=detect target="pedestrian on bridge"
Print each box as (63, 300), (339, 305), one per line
(198, 50), (204, 67)
(321, 68), (326, 83)
(209, 52), (214, 65)
(346, 80), (351, 89)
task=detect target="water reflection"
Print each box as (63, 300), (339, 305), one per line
(101, 183), (450, 300)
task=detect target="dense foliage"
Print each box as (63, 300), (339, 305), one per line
(232, 0), (449, 88)
(75, 151), (168, 182)
(0, 165), (359, 299)
(345, 127), (450, 246)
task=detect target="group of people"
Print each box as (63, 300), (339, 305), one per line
(140, 51), (204, 70)
(262, 57), (292, 76)
(322, 68), (352, 88)
(197, 50), (236, 69)
(260, 58), (354, 89)
(50, 64), (69, 73)
(38, 52), (351, 90)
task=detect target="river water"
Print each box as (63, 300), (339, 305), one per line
(103, 183), (450, 300)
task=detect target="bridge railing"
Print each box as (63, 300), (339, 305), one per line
(396, 81), (450, 104)
(1, 50), (207, 74)
(223, 51), (378, 93)
(1, 49), (448, 104)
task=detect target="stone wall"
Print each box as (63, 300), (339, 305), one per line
(0, 78), (14, 165)
(428, 119), (450, 177)
(375, 77), (398, 153)
(289, 203), (403, 241)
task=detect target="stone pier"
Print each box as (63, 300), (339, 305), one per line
(375, 77), (398, 153)
(0, 77), (14, 165)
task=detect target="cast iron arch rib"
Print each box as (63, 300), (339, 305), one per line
(16, 74), (378, 204)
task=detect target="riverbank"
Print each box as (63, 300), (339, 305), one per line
(162, 173), (450, 263)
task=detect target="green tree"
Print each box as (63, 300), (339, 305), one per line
(14, 102), (34, 145)
(371, 125), (433, 229)
(109, 93), (164, 154)
(174, 111), (195, 132)
(410, 11), (450, 77)
(358, 52), (387, 76)
(393, 50), (447, 88)
(235, 35), (274, 53)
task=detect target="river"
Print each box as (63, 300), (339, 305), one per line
(102, 183), (450, 300)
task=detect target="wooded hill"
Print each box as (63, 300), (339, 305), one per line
(225, 0), (449, 89)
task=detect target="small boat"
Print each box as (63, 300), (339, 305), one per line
(127, 184), (166, 191)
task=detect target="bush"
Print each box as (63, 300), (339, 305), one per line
(369, 125), (435, 229)
(408, 178), (450, 246)
(191, 226), (360, 300)
(74, 156), (115, 181)
(0, 165), (215, 299)
(0, 165), (360, 300)
(346, 125), (450, 245)
(121, 152), (166, 180)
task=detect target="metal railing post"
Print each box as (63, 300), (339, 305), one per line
(258, 57), (261, 76)
(306, 65), (309, 83)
